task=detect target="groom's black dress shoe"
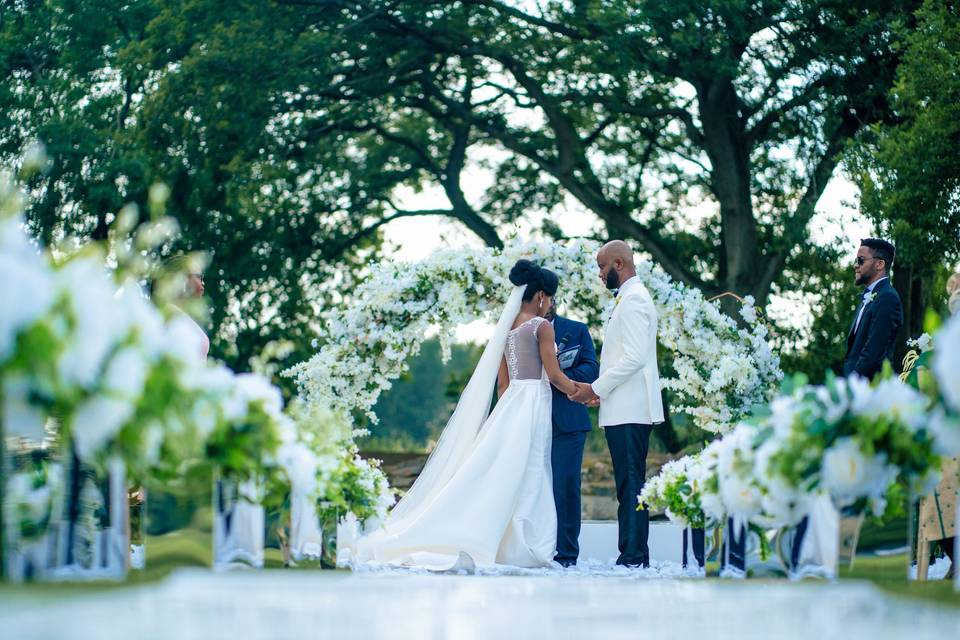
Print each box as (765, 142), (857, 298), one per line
(616, 557), (649, 569)
(555, 559), (577, 568)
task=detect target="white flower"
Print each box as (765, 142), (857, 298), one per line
(0, 250), (55, 363)
(55, 257), (126, 388)
(719, 473), (762, 519)
(115, 281), (166, 359)
(142, 421), (165, 465)
(907, 333), (933, 353)
(234, 373), (284, 419)
(72, 395), (136, 461)
(190, 397), (220, 439)
(2, 375), (46, 440)
(927, 407), (960, 457)
(854, 377), (929, 430)
(102, 347), (149, 399)
(821, 438), (893, 507)
(933, 314), (960, 412)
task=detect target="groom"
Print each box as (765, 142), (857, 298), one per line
(569, 240), (664, 567)
(544, 298), (599, 567)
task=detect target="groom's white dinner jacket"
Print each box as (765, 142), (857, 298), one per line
(591, 275), (665, 427)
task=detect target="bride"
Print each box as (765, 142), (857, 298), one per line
(343, 259), (580, 569)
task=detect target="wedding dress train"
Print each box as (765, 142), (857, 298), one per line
(343, 288), (557, 570)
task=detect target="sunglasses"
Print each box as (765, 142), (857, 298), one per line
(855, 256), (880, 266)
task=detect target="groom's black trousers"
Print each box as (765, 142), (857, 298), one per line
(552, 428), (588, 564)
(604, 423), (654, 567)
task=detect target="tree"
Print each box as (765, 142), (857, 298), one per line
(272, 0), (914, 310)
(847, 0), (960, 348)
(0, 1), (380, 375)
(1, 1), (921, 376)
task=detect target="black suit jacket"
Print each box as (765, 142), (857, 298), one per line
(843, 277), (902, 379)
(550, 316), (599, 433)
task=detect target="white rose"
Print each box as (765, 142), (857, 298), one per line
(933, 314), (960, 412)
(821, 438), (891, 507)
(719, 472), (762, 519)
(56, 258), (125, 388)
(142, 421), (165, 465)
(102, 347), (149, 399)
(0, 253), (54, 363)
(927, 407), (960, 457)
(2, 375), (46, 441)
(72, 395), (136, 462)
(856, 377), (928, 430)
(234, 373), (284, 419)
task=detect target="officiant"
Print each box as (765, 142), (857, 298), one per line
(545, 298), (599, 567)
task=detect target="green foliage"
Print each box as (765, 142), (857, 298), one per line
(361, 338), (482, 452)
(848, 0), (960, 279)
(0, 0), (376, 377)
(0, 0), (926, 382)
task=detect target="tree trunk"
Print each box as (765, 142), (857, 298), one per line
(892, 262), (927, 369)
(697, 78), (762, 310)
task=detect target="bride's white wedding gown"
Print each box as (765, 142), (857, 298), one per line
(347, 314), (558, 569)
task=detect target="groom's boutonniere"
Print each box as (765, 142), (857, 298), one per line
(602, 298), (617, 324)
(863, 291), (877, 305)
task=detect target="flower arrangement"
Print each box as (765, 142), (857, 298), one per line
(639, 454), (708, 529)
(644, 370), (950, 537)
(287, 240), (782, 434)
(1, 156), (391, 573)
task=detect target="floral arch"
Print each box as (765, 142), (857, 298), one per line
(286, 240), (783, 435)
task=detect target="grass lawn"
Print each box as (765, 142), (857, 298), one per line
(842, 554), (958, 608)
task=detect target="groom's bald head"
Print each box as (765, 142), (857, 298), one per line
(597, 240), (636, 291)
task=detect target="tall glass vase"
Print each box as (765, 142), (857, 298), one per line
(286, 493), (323, 567)
(778, 497), (840, 580)
(44, 452), (128, 581)
(212, 473), (264, 570)
(2, 444), (63, 582)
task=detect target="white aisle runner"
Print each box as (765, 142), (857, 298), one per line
(2, 568), (959, 640)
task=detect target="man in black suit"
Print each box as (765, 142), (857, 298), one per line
(545, 299), (599, 567)
(787, 239), (904, 573)
(843, 238), (903, 380)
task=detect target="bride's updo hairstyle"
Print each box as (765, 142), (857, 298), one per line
(508, 259), (559, 302)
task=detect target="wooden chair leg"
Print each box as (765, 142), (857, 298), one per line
(916, 538), (931, 581)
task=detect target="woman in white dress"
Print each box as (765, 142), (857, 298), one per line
(347, 260), (579, 569)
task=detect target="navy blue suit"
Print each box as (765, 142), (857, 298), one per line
(550, 316), (599, 565)
(843, 277), (902, 380)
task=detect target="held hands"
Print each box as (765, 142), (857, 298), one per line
(567, 381), (600, 406)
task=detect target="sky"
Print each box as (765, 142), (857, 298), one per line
(379, 170), (874, 344)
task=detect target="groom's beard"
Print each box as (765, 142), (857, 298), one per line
(605, 269), (620, 290)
